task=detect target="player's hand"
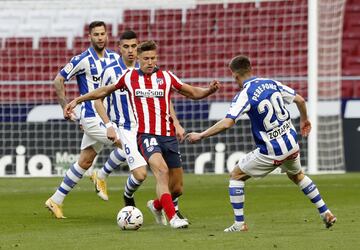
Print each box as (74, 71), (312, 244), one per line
(300, 119), (311, 137)
(64, 100), (77, 121)
(106, 126), (118, 142)
(208, 80), (221, 94)
(174, 123), (186, 143)
(106, 126), (122, 148)
(185, 132), (203, 144)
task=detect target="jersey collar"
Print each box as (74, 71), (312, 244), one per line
(243, 76), (258, 88)
(88, 47), (109, 60)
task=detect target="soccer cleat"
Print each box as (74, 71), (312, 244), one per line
(123, 194), (136, 207)
(224, 222), (248, 232)
(91, 170), (108, 201)
(176, 210), (190, 223)
(147, 200), (167, 225)
(45, 198), (66, 219)
(169, 214), (189, 229)
(322, 210), (337, 228)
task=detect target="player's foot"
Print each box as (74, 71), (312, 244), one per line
(169, 214), (189, 229)
(91, 170), (108, 201)
(321, 210), (337, 228)
(176, 210), (189, 223)
(124, 194), (136, 207)
(45, 198), (66, 219)
(224, 222), (248, 232)
(147, 200), (167, 225)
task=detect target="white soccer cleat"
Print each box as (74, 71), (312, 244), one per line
(224, 222), (248, 232)
(321, 210), (337, 228)
(169, 214), (189, 229)
(91, 170), (108, 201)
(147, 200), (167, 225)
(45, 198), (66, 219)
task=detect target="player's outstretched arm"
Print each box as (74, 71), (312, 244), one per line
(293, 94), (311, 137)
(179, 80), (221, 100)
(186, 118), (235, 143)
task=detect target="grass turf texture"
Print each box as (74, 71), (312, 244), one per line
(0, 173), (359, 250)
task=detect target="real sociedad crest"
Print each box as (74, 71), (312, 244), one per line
(156, 78), (164, 85)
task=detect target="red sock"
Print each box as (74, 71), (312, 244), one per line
(153, 199), (162, 210)
(160, 193), (176, 220)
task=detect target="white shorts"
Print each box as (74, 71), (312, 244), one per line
(237, 148), (302, 179)
(80, 117), (119, 153)
(118, 128), (147, 171)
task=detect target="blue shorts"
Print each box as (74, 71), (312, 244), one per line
(137, 133), (182, 168)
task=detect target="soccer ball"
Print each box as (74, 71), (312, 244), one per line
(117, 206), (143, 230)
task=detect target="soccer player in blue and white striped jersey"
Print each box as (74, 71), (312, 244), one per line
(92, 30), (147, 208)
(186, 55), (336, 232)
(45, 21), (127, 218)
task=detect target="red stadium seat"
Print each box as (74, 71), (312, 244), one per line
(122, 9), (151, 38)
(342, 81), (354, 99)
(353, 82), (360, 98)
(39, 37), (67, 49)
(5, 37), (33, 49)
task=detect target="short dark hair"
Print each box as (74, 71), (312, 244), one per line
(229, 55), (252, 76)
(120, 30), (137, 40)
(137, 40), (157, 54)
(88, 21), (106, 34)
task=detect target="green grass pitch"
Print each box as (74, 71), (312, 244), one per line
(0, 173), (359, 250)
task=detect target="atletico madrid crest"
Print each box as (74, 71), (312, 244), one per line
(156, 78), (164, 85)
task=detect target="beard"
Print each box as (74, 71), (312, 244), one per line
(92, 42), (106, 53)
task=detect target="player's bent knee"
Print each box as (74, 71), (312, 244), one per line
(287, 170), (304, 184)
(230, 166), (247, 180)
(132, 166), (147, 182)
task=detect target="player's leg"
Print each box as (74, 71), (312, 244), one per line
(284, 156), (336, 228)
(123, 166), (147, 206)
(224, 149), (276, 232)
(147, 153), (173, 221)
(163, 137), (186, 219)
(138, 134), (187, 228)
(96, 147), (127, 180)
(91, 147), (127, 201)
(224, 164), (250, 232)
(45, 146), (97, 218)
(168, 165), (187, 220)
(85, 119), (125, 200)
(120, 129), (148, 207)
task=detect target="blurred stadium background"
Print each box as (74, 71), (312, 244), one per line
(0, 0), (359, 177)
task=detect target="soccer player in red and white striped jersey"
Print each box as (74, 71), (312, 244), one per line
(65, 40), (221, 228)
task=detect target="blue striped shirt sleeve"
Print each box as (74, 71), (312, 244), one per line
(225, 91), (250, 122)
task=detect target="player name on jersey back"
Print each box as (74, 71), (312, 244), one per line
(135, 89), (164, 98)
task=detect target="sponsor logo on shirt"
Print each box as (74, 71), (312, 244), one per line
(135, 89), (164, 98)
(267, 120), (291, 140)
